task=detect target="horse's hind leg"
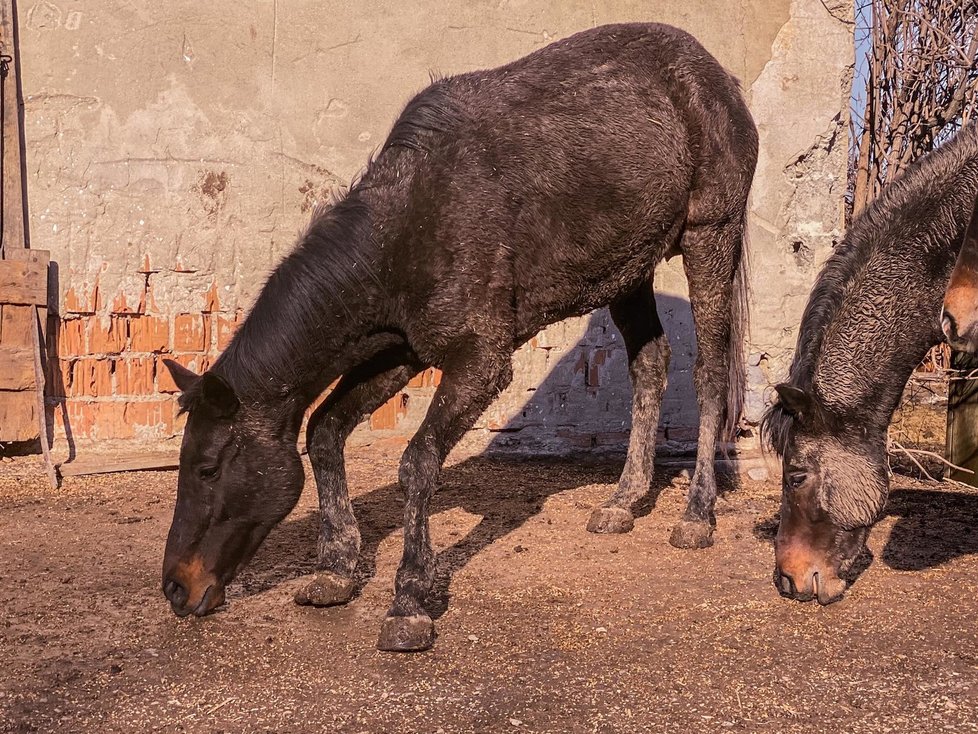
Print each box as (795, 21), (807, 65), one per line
(294, 347), (422, 607)
(379, 343), (513, 652)
(587, 279), (670, 533)
(669, 219), (745, 549)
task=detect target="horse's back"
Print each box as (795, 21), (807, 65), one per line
(372, 24), (756, 350)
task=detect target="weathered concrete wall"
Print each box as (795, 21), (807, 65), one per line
(19, 0), (852, 451)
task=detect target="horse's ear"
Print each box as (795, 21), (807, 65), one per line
(201, 372), (239, 417)
(775, 383), (813, 420)
(162, 359), (200, 393)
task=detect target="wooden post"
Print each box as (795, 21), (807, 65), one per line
(947, 350), (978, 485)
(0, 0), (27, 256)
(0, 0), (50, 472)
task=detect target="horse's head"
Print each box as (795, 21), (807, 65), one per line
(764, 384), (886, 604)
(160, 360), (304, 617)
(942, 197), (978, 352)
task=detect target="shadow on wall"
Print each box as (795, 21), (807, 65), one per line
(42, 261), (77, 462)
(485, 293), (699, 457)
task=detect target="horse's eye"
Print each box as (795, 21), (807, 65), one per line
(198, 465), (221, 482)
(786, 471), (807, 489)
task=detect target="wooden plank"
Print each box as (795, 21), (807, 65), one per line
(0, 388), (36, 442)
(3, 248), (47, 264)
(59, 452), (181, 477)
(0, 345), (33, 389)
(0, 301), (31, 344)
(0, 257), (46, 305)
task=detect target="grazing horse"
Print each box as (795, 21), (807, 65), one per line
(763, 123), (978, 605)
(942, 195), (978, 351)
(161, 23), (757, 651)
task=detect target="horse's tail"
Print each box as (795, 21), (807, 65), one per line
(723, 208), (751, 446)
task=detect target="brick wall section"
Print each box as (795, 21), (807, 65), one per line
(45, 269), (700, 448)
(49, 267), (443, 441)
(50, 267), (233, 441)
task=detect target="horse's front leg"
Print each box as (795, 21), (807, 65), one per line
(295, 349), (421, 607)
(378, 344), (513, 652)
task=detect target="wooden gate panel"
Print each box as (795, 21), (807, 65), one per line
(0, 252), (48, 445)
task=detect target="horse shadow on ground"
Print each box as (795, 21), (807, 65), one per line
(881, 486), (978, 571)
(237, 456), (687, 619)
(237, 296), (716, 618)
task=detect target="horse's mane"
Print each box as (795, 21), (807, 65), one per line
(762, 123), (978, 456)
(382, 81), (465, 156)
(208, 84), (470, 403)
(212, 194), (377, 400)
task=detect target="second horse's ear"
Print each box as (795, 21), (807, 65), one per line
(162, 359), (200, 393)
(775, 383), (813, 421)
(201, 372), (239, 417)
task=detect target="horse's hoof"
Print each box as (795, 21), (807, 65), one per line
(586, 506), (635, 534)
(377, 614), (436, 652)
(669, 520), (715, 549)
(293, 571), (355, 607)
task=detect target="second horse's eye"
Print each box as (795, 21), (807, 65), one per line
(198, 465), (220, 481)
(787, 471), (807, 489)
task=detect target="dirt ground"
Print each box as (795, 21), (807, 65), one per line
(3, 442), (978, 733)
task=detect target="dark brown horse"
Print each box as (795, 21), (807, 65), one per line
(161, 23), (758, 651)
(763, 123), (978, 605)
(942, 195), (978, 350)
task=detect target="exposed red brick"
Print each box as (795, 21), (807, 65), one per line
(405, 368), (443, 389)
(555, 429), (598, 449)
(370, 392), (409, 430)
(128, 315), (170, 353)
(115, 357), (155, 395)
(124, 400), (175, 435)
(215, 311), (242, 350)
(64, 281), (102, 315)
(70, 358), (113, 397)
(665, 426), (699, 442)
(203, 283), (221, 312)
(57, 318), (87, 357)
(138, 278), (159, 313)
(138, 254), (158, 274)
(587, 349), (608, 388)
(52, 358), (72, 397)
(68, 360), (90, 397)
(157, 354), (210, 393)
(60, 401), (95, 438)
(63, 288), (83, 314)
(92, 403), (132, 440)
(111, 292), (137, 315)
(173, 313), (209, 352)
(407, 373), (425, 389)
(88, 316), (127, 355)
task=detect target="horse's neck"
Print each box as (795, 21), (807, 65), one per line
(214, 206), (384, 407)
(813, 312), (941, 432)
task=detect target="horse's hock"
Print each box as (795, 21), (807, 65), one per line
(17, 1), (853, 454)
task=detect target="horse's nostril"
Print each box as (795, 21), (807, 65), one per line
(774, 569), (794, 597)
(943, 312), (958, 341)
(163, 578), (188, 608)
(780, 574), (794, 596)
